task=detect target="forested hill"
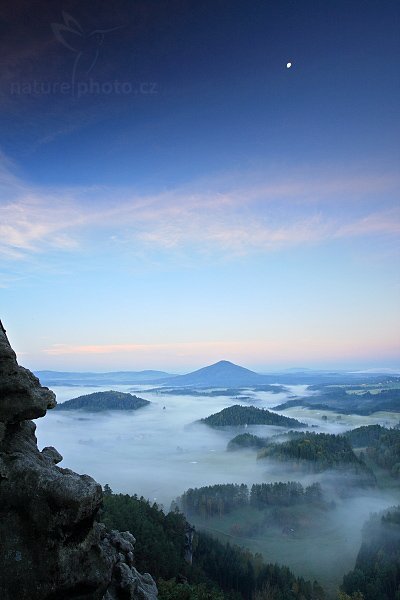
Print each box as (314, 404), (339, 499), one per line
(227, 432), (268, 451)
(257, 431), (376, 479)
(200, 404), (307, 427)
(55, 390), (150, 411)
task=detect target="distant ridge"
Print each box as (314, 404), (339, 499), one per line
(35, 370), (175, 386)
(35, 364), (396, 389)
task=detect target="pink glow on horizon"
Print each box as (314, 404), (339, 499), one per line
(16, 336), (397, 371)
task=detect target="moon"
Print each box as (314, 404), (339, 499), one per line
(286, 62), (292, 69)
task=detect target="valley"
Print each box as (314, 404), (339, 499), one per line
(34, 363), (400, 598)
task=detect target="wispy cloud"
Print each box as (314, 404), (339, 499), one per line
(1, 156), (399, 263)
(335, 210), (400, 238)
(0, 197), (84, 254)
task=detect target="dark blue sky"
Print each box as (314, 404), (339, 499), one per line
(1, 0), (399, 187)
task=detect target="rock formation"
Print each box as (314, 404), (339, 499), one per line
(0, 320), (157, 600)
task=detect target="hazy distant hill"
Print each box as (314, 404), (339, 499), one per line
(200, 405), (307, 428)
(274, 387), (400, 415)
(36, 370), (174, 386)
(162, 360), (270, 387)
(55, 391), (150, 411)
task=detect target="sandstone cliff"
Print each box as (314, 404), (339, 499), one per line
(0, 320), (157, 600)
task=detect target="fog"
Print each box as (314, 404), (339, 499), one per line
(34, 383), (400, 506)
(34, 383), (400, 596)
(35, 385), (290, 507)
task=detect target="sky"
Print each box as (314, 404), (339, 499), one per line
(0, 0), (399, 372)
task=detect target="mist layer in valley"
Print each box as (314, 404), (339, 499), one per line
(34, 382), (400, 596)
(35, 385), (298, 507)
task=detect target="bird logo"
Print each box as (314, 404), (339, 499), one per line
(51, 12), (123, 86)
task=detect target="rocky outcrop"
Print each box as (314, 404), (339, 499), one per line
(0, 320), (157, 600)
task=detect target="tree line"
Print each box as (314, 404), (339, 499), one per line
(176, 481), (324, 518)
(250, 481), (323, 509)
